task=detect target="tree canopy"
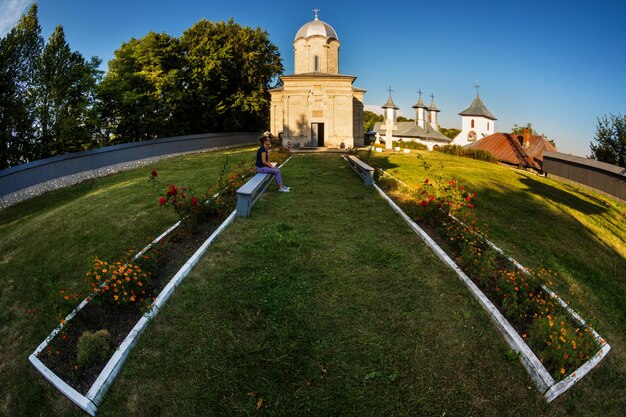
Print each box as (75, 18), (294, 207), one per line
(363, 110), (383, 133)
(589, 114), (626, 168)
(0, 6), (283, 169)
(98, 18), (283, 144)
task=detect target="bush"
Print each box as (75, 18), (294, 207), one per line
(76, 330), (112, 366)
(393, 140), (428, 150)
(435, 144), (498, 163)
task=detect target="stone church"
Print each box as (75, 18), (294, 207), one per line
(269, 11), (365, 149)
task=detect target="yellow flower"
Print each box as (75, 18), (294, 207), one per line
(560, 368), (565, 375)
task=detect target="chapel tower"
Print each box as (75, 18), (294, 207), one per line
(269, 10), (365, 149)
(452, 82), (496, 146)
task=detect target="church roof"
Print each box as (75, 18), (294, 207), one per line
(466, 132), (556, 170)
(459, 95), (497, 120)
(295, 15), (339, 41)
(412, 97), (427, 109)
(372, 121), (451, 142)
(382, 95), (399, 109)
(428, 101), (440, 112)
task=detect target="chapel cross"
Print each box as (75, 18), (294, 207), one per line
(417, 89), (423, 98)
(386, 85), (393, 96)
(313, 8), (320, 19)
(430, 93), (435, 102)
(474, 80), (480, 96)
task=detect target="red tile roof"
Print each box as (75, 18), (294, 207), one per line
(466, 131), (557, 170)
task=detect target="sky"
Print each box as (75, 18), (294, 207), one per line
(1, 0), (625, 156)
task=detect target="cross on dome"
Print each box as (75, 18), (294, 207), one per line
(430, 93), (435, 101)
(417, 89), (423, 98)
(474, 80), (480, 97)
(387, 85), (394, 96)
(313, 8), (320, 20)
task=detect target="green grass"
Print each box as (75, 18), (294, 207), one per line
(1, 150), (624, 416)
(0, 146), (256, 417)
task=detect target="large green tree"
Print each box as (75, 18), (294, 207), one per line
(36, 25), (102, 157)
(178, 18), (283, 133)
(589, 114), (626, 168)
(0, 3), (43, 169)
(363, 110), (383, 133)
(97, 32), (182, 143)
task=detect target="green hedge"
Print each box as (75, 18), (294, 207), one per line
(435, 145), (498, 163)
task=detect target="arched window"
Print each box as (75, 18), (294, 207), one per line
(314, 55), (319, 72)
(471, 119), (475, 128)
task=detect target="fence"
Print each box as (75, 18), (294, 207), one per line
(0, 132), (258, 198)
(542, 151), (626, 202)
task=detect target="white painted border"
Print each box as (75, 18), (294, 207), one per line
(373, 167), (611, 401)
(30, 156), (294, 414)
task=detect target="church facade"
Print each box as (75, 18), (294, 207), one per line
(372, 92), (452, 150)
(451, 88), (497, 146)
(269, 12), (365, 149)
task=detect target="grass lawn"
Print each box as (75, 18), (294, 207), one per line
(365, 150), (626, 412)
(99, 154), (609, 416)
(0, 147), (256, 416)
(1, 150), (623, 416)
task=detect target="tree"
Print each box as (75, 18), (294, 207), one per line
(178, 18), (283, 133)
(36, 25), (102, 157)
(589, 114), (626, 168)
(0, 3), (43, 169)
(397, 116), (414, 123)
(363, 110), (383, 133)
(439, 127), (460, 140)
(97, 32), (182, 143)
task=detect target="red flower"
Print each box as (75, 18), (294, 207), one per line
(159, 197), (166, 205)
(466, 196), (471, 202)
(469, 203), (474, 209)
(424, 179), (429, 184)
(166, 184), (178, 196)
(421, 200), (427, 207)
(151, 169), (158, 177)
(191, 196), (198, 207)
(449, 181), (455, 186)
(429, 195), (435, 202)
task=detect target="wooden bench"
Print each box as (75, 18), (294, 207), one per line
(345, 155), (375, 186)
(235, 172), (274, 217)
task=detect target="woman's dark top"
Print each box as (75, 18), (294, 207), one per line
(256, 144), (268, 168)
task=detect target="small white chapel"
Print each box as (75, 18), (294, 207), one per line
(451, 83), (497, 146)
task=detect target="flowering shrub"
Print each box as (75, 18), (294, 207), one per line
(84, 256), (152, 306)
(205, 159), (256, 218)
(377, 158), (602, 381)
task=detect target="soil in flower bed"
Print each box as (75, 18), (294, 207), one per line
(37, 218), (222, 394)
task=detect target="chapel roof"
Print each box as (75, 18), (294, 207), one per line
(372, 121), (451, 142)
(466, 132), (557, 170)
(295, 14), (339, 41)
(459, 95), (497, 120)
(428, 100), (440, 112)
(382, 95), (399, 109)
(412, 97), (427, 109)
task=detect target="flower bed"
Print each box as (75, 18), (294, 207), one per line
(29, 153), (291, 415)
(371, 164), (610, 402)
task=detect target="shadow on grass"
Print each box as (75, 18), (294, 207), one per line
(517, 173), (607, 215)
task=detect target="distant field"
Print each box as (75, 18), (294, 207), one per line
(0, 150), (624, 416)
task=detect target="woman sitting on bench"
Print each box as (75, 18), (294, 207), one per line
(256, 135), (290, 192)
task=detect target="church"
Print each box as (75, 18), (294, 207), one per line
(371, 91), (452, 150)
(269, 11), (365, 149)
(451, 84), (497, 146)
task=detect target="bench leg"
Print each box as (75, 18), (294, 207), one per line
(236, 195), (251, 217)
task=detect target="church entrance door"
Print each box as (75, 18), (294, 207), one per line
(311, 123), (324, 147)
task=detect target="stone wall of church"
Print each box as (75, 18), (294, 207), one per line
(293, 37), (339, 74)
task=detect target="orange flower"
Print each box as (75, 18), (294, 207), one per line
(560, 368), (566, 375)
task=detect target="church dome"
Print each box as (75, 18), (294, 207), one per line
(295, 15), (338, 41)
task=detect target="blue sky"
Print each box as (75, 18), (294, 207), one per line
(1, 0), (625, 156)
